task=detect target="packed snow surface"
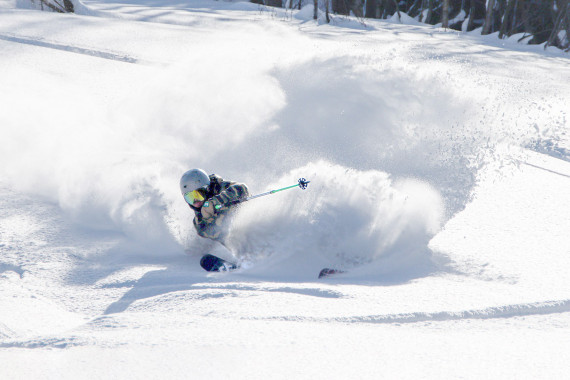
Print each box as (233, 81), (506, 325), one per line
(1, 0), (569, 378)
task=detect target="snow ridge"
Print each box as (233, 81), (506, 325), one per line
(0, 336), (88, 349)
(251, 299), (570, 325)
(0, 33), (153, 64)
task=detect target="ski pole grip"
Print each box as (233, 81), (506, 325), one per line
(203, 201), (222, 210)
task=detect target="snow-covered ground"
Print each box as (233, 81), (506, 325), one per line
(1, 1), (569, 378)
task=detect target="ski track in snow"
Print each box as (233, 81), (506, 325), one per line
(0, 33), (156, 65)
(521, 161), (570, 179)
(2, 299), (569, 350)
(250, 299), (570, 325)
(0, 337), (88, 349)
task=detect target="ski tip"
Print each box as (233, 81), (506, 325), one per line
(200, 254), (238, 272)
(318, 268), (345, 279)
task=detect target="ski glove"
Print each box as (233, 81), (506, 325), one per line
(201, 199), (221, 220)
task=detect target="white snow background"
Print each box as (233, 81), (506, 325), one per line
(1, 0), (569, 378)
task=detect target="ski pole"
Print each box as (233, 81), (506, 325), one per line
(244, 178), (310, 202)
(207, 178), (310, 210)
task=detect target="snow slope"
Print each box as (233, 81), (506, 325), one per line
(1, 1), (569, 378)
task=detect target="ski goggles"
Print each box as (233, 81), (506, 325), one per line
(184, 189), (205, 205)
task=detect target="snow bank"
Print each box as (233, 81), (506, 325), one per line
(0, 272), (87, 338)
(387, 11), (423, 26)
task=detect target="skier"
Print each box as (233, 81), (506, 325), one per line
(180, 168), (249, 271)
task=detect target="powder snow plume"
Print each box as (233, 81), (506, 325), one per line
(1, 18), (563, 267)
(0, 53), (285, 254)
(225, 161), (445, 278)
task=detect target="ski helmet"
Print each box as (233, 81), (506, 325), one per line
(180, 168), (210, 196)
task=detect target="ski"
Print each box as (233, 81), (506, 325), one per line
(200, 254), (239, 272)
(318, 268), (345, 279)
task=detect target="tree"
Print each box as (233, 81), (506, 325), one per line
(332, 0), (350, 15)
(352, 0), (364, 17)
(32, 0), (74, 12)
(498, 0), (516, 38)
(546, 0), (570, 49)
(365, 0), (378, 18)
(314, 0), (318, 19)
(482, 0), (496, 34)
(442, 0), (450, 27)
(418, 0), (435, 23)
(467, 0), (477, 30)
(263, 0), (282, 7)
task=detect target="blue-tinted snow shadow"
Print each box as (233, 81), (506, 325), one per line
(56, 216), (352, 315)
(61, 223), (453, 317)
(0, 263), (25, 279)
(102, 263), (346, 315)
(96, 233), (447, 315)
(93, 239), (352, 315)
(237, 240), (453, 286)
(102, 266), (199, 314)
(102, 257), (438, 315)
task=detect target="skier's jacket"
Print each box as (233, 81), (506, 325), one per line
(190, 174), (249, 243)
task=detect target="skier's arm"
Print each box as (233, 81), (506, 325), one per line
(211, 181), (250, 208)
(193, 180), (249, 229)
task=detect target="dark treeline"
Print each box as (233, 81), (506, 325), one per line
(361, 0), (569, 50)
(269, 0), (570, 50)
(33, 0), (570, 51)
